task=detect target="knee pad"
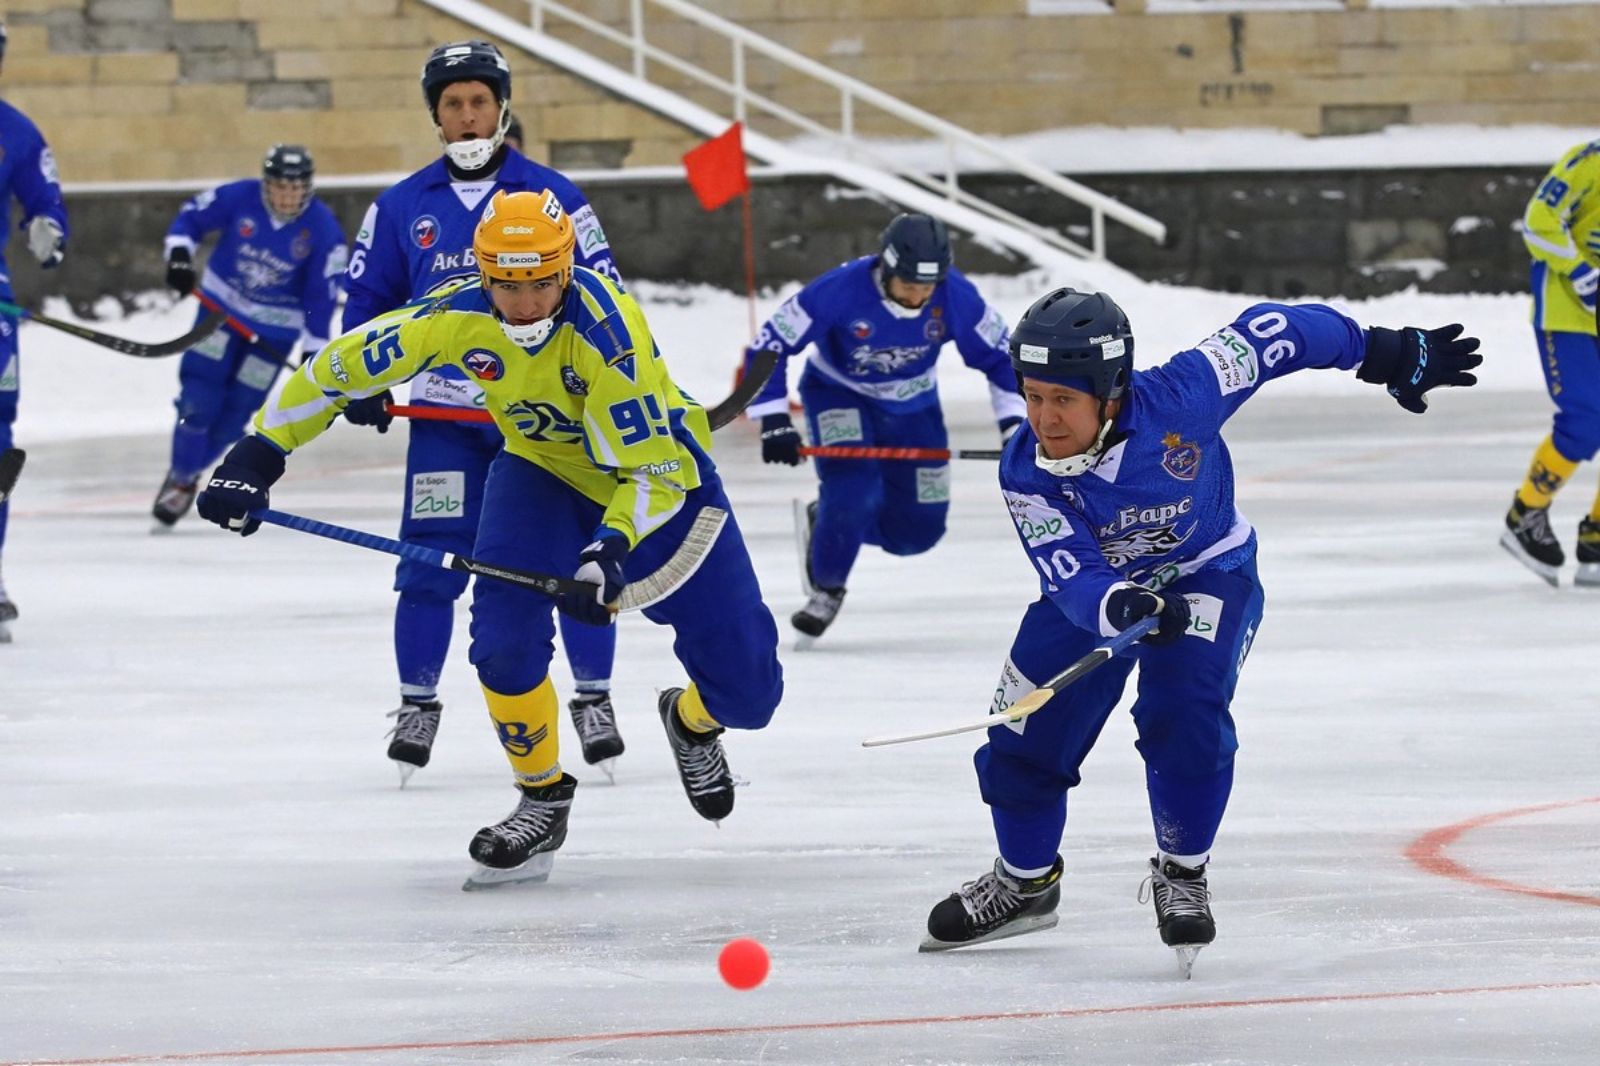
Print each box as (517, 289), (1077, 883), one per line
(1552, 408), (1600, 463)
(975, 743), (1075, 812)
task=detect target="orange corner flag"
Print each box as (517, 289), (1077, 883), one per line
(683, 122), (750, 212)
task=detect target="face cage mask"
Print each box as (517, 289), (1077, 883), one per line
(439, 100), (511, 172)
(873, 265), (932, 320)
(484, 271), (564, 349)
(1032, 399), (1116, 477)
(261, 179), (312, 224)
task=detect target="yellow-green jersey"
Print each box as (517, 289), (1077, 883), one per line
(254, 269), (714, 547)
(1524, 139), (1600, 336)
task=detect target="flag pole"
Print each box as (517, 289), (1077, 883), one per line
(741, 185), (757, 340)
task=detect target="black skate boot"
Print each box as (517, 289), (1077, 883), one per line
(569, 692), (625, 781)
(463, 773), (577, 889)
(151, 471), (200, 529)
(1576, 517), (1600, 589)
(1500, 496), (1563, 587)
(1139, 857), (1215, 979)
(791, 585), (846, 640)
(385, 698), (442, 786)
(658, 687), (735, 821)
(921, 856), (1063, 952)
(0, 586), (16, 645)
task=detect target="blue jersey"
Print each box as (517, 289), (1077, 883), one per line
(0, 100), (68, 301)
(342, 150), (618, 410)
(742, 256), (1022, 424)
(165, 179), (347, 351)
(999, 303), (1366, 637)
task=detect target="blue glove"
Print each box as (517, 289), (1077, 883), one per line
(343, 390), (394, 434)
(998, 415), (1025, 443)
(760, 413), (803, 466)
(196, 435), (286, 537)
(1357, 324), (1482, 415)
(1570, 263), (1598, 312)
(557, 530), (629, 626)
(1105, 585), (1190, 646)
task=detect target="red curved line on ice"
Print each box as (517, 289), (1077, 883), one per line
(1406, 795), (1600, 907)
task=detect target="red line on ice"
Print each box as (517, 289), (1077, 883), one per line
(11, 979), (1598, 1065)
(1406, 795), (1600, 907)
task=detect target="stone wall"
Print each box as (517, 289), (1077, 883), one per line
(5, 164), (1546, 315)
(0, 0), (1593, 184)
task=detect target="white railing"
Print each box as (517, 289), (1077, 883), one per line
(527, 0), (1166, 259)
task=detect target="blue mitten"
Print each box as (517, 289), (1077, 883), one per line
(343, 391), (394, 434)
(1105, 585), (1190, 646)
(1357, 324), (1483, 415)
(760, 413), (803, 466)
(195, 435), (286, 537)
(557, 529), (629, 625)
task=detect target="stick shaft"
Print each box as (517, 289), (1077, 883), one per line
(800, 445), (1001, 461)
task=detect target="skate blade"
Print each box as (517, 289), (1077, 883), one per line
(794, 632), (818, 652)
(0, 622), (12, 645)
(461, 853), (555, 891)
(1574, 562), (1600, 589)
(1173, 944), (1204, 980)
(918, 913), (1059, 953)
(595, 757), (617, 784)
(1499, 532), (1561, 587)
(150, 521), (177, 536)
(394, 761), (418, 789)
(792, 498), (815, 597)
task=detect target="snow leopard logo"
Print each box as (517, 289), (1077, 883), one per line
(235, 258), (284, 291)
(1099, 524), (1189, 569)
(849, 345), (925, 376)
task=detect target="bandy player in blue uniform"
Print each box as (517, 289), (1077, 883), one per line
(338, 41), (625, 783)
(920, 288), (1482, 975)
(744, 214), (1024, 641)
(151, 145), (347, 528)
(0, 18), (71, 643)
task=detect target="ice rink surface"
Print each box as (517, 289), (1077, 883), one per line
(3, 291), (1598, 1064)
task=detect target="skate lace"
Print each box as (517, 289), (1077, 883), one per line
(386, 704), (440, 745)
(493, 796), (560, 849)
(1138, 866), (1209, 919)
(675, 733), (731, 796)
(571, 696), (618, 743)
(1516, 504), (1558, 545)
(800, 587), (845, 620)
(958, 871), (1022, 923)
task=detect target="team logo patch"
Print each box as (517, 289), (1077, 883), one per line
(463, 348), (504, 381)
(924, 309), (946, 343)
(1161, 432), (1201, 481)
(237, 217), (256, 239)
(411, 214), (441, 250)
(850, 318), (874, 340)
(561, 366), (588, 396)
(290, 229), (311, 260)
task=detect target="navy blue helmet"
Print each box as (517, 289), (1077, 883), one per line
(262, 143), (314, 184)
(879, 213), (951, 286)
(1008, 288), (1134, 401)
(421, 40), (512, 115)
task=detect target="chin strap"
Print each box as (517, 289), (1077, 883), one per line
(873, 265), (926, 320)
(1033, 402), (1116, 477)
(438, 102), (511, 172)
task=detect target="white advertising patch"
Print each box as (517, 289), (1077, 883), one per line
(1101, 338), (1126, 360)
(572, 204), (608, 255)
(990, 657), (1036, 736)
(916, 466), (951, 503)
(1003, 490), (1071, 548)
(411, 471), (466, 520)
(815, 407), (863, 444)
(1183, 592), (1224, 642)
(0, 353), (17, 392)
(234, 354), (279, 391)
(1197, 327), (1259, 396)
(1017, 342), (1050, 364)
(417, 371), (484, 407)
(771, 295), (812, 347)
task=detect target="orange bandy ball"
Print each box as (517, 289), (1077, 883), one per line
(717, 937), (770, 990)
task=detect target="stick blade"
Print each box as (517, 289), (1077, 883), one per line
(615, 506), (727, 611)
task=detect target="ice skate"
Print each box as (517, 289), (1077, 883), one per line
(151, 471), (200, 531)
(1139, 857), (1215, 979)
(1500, 496), (1562, 587)
(792, 498), (817, 596)
(791, 585), (846, 648)
(462, 773), (576, 890)
(569, 692), (624, 783)
(1575, 517), (1600, 589)
(921, 857), (1062, 952)
(385, 698), (441, 787)
(0, 593), (15, 645)
(658, 687), (735, 822)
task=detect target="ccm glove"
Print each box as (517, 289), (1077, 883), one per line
(27, 216), (64, 269)
(998, 415), (1025, 443)
(1570, 263), (1599, 312)
(343, 390), (394, 434)
(196, 435), (286, 537)
(165, 247), (196, 296)
(557, 530), (629, 626)
(1105, 585), (1191, 646)
(760, 413), (804, 466)
(1357, 323), (1482, 415)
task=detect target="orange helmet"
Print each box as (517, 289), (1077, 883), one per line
(473, 189), (575, 287)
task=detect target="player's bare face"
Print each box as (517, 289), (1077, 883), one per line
(885, 277), (937, 310)
(490, 276), (564, 325)
(1024, 379), (1118, 460)
(437, 81), (499, 142)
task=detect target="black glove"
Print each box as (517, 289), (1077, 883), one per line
(1105, 585), (1190, 646)
(1357, 324), (1482, 415)
(195, 435), (286, 537)
(343, 390), (394, 434)
(760, 413), (804, 466)
(165, 247), (195, 296)
(556, 530), (629, 626)
(998, 415), (1025, 443)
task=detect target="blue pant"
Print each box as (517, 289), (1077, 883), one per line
(169, 311), (299, 480)
(976, 557), (1265, 872)
(467, 451), (782, 728)
(799, 375), (951, 589)
(1531, 328), (1600, 463)
(395, 417), (616, 701)
(0, 311), (17, 557)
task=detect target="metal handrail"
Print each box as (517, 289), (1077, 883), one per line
(527, 0), (1166, 258)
